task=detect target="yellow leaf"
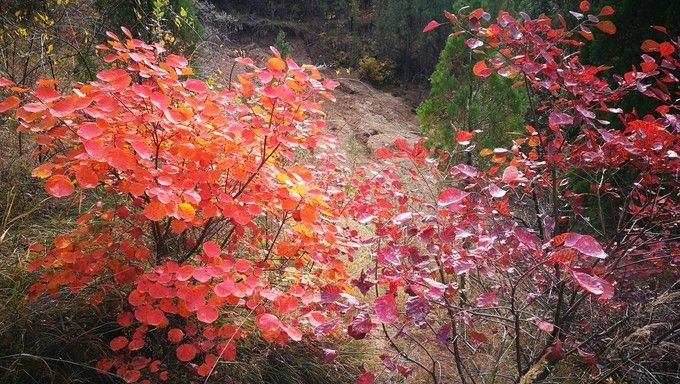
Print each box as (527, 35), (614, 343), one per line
(479, 148), (493, 157)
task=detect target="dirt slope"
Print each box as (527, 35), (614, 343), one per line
(195, 20), (420, 159)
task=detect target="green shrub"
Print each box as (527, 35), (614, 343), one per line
(274, 30), (293, 58)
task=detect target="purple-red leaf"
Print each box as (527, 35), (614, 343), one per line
(571, 270), (613, 297)
(548, 111), (574, 126)
(564, 233), (607, 258)
(347, 312), (373, 340)
(374, 293), (398, 324)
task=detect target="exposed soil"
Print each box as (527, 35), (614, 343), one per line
(195, 15), (421, 159)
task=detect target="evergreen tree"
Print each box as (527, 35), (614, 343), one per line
(417, 0), (527, 153)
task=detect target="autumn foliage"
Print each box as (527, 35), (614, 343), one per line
(1, 27), (354, 382)
(0, 1), (679, 383)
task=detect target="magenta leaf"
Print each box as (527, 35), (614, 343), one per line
(548, 111), (574, 126)
(436, 323), (451, 347)
(476, 291), (498, 307)
(453, 259), (476, 275)
(374, 293), (398, 324)
(379, 354), (397, 371)
(565, 233), (607, 258)
(465, 38), (484, 49)
(405, 295), (430, 322)
(488, 183), (507, 198)
(323, 348), (338, 363)
(513, 227), (540, 250)
(572, 270), (613, 296)
(392, 211), (413, 224)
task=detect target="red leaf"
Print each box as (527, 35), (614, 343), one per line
(176, 343), (198, 362)
(437, 187), (469, 206)
(641, 40), (659, 52)
(75, 167), (99, 189)
(465, 38), (483, 49)
(117, 312), (134, 327)
(323, 348), (337, 363)
(347, 312), (373, 340)
(376, 147), (393, 159)
(202, 241), (221, 257)
(197, 305), (219, 324)
(374, 293), (398, 324)
(356, 372), (375, 384)
(280, 322), (303, 341)
(579, 1), (590, 12)
(423, 20), (442, 33)
(257, 313), (282, 340)
(167, 328), (184, 343)
(651, 25), (667, 34)
(596, 21), (616, 35)
(77, 123), (104, 140)
(532, 318), (555, 333)
(35, 86), (61, 102)
(659, 42), (675, 57)
(564, 233), (607, 258)
(488, 183), (507, 198)
(166, 54), (189, 68)
(45, 175), (75, 197)
(110, 336), (128, 351)
(455, 130), (475, 145)
(476, 291), (498, 307)
(185, 79), (207, 93)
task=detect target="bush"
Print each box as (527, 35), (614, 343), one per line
(357, 56), (395, 85)
(274, 30), (293, 58)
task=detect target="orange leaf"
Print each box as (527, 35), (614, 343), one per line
(144, 201), (167, 221)
(300, 204), (317, 223)
(31, 163), (54, 179)
(596, 21), (616, 35)
(641, 40), (659, 52)
(579, 1), (590, 12)
(0, 96), (20, 113)
(45, 175), (75, 197)
(472, 60), (492, 77)
(598, 5), (615, 16)
(75, 167), (99, 188)
(267, 57), (286, 71)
